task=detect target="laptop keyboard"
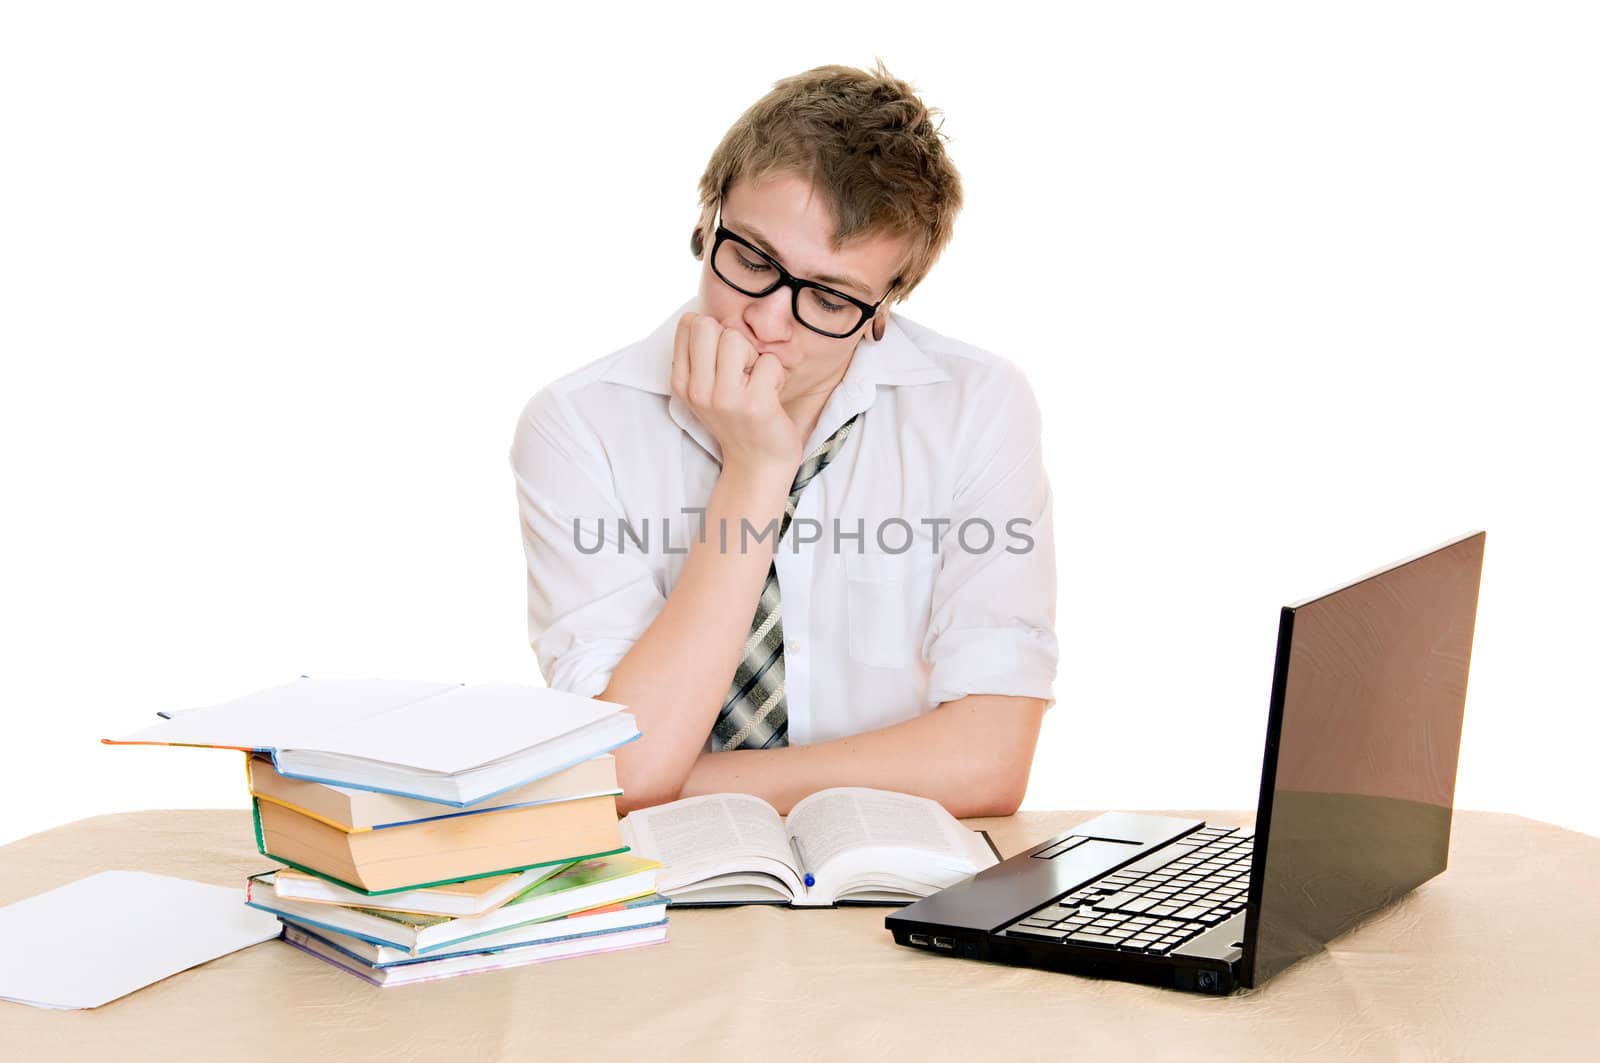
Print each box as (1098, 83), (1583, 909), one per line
(1004, 825), (1255, 955)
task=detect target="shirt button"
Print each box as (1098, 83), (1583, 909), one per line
(788, 636), (804, 654)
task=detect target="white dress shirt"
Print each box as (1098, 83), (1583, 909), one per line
(509, 299), (1059, 748)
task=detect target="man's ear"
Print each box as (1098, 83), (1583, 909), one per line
(690, 205), (715, 261)
(870, 313), (887, 342)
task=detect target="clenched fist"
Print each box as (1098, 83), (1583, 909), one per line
(670, 312), (805, 475)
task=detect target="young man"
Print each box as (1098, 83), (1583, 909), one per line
(511, 63), (1058, 818)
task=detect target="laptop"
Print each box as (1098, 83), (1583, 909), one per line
(887, 531), (1486, 994)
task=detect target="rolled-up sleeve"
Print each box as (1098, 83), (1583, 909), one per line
(510, 387), (667, 699)
(922, 361), (1060, 710)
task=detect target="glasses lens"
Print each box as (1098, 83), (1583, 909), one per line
(713, 237), (780, 296)
(795, 285), (866, 337)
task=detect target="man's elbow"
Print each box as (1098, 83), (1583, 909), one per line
(615, 790), (664, 818)
(597, 681), (683, 816)
(613, 764), (682, 817)
(611, 744), (691, 817)
(987, 776), (1028, 817)
(963, 733), (1038, 817)
(938, 694), (1043, 818)
(941, 763), (1029, 818)
(969, 771), (1028, 817)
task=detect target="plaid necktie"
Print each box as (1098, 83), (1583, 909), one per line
(711, 412), (863, 751)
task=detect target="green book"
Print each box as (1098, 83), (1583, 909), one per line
(363, 853), (665, 930)
(246, 852), (664, 955)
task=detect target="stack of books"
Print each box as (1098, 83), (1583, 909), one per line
(106, 677), (668, 986)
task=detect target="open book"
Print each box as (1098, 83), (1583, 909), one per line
(618, 787), (1001, 907)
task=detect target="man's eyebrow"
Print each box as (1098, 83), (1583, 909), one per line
(728, 218), (874, 299)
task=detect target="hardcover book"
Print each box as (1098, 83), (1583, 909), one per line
(250, 793), (626, 894)
(247, 752), (621, 832)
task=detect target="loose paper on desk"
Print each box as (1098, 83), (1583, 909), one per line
(0, 871), (281, 1010)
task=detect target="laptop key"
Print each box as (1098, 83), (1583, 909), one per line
(1115, 843), (1201, 877)
(1065, 932), (1122, 948)
(1008, 926), (1071, 941)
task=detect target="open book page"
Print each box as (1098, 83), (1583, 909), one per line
(782, 788), (997, 904)
(618, 793), (804, 901)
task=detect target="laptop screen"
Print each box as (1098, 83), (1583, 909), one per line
(1242, 532), (1486, 987)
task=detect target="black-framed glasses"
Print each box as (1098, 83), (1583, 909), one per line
(709, 211), (890, 339)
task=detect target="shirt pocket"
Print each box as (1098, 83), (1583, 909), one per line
(843, 549), (938, 669)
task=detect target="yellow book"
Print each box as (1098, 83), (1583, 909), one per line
(253, 793), (626, 894)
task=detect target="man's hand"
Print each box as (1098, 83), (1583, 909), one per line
(670, 312), (804, 476)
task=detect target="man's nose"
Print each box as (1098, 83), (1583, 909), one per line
(745, 285), (794, 344)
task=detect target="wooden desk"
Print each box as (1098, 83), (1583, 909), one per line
(2, 809), (1595, 1061)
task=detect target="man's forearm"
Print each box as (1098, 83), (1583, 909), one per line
(602, 460), (793, 812)
(675, 693), (1048, 818)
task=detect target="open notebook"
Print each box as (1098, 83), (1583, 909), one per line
(619, 787), (1001, 907)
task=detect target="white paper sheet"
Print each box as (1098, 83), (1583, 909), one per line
(111, 677), (457, 752)
(110, 677), (628, 774)
(0, 871), (281, 1010)
(304, 681), (623, 772)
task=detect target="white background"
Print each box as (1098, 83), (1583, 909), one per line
(2, 1), (1595, 848)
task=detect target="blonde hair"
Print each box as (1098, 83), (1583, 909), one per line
(696, 60), (963, 304)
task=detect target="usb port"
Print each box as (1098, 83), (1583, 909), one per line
(909, 932), (932, 946)
(933, 936), (955, 950)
